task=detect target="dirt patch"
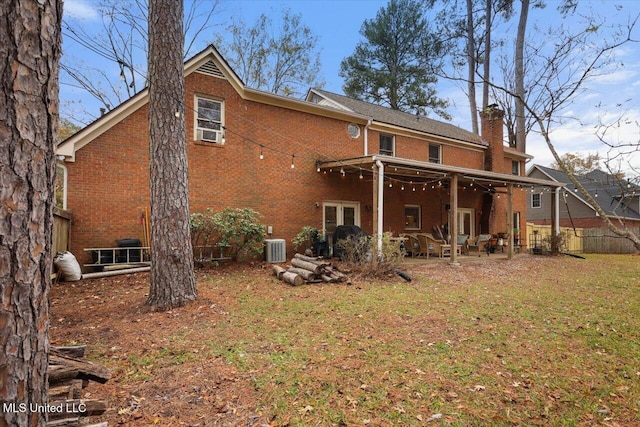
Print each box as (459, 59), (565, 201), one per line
(51, 265), (269, 426)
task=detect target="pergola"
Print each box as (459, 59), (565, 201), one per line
(318, 154), (565, 264)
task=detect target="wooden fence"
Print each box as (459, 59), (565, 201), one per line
(581, 227), (640, 254)
(525, 223), (639, 254)
(53, 207), (72, 255)
(525, 223), (583, 254)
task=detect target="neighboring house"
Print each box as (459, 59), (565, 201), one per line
(56, 45), (561, 267)
(527, 165), (640, 228)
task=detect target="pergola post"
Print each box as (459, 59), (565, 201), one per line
(507, 183), (514, 259)
(450, 174), (459, 265)
(553, 187), (560, 237)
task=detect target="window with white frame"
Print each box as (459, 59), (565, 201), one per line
(531, 193), (541, 208)
(429, 143), (441, 163)
(55, 163), (67, 210)
(195, 96), (223, 144)
(379, 134), (394, 156)
(512, 160), (520, 175)
(405, 205), (421, 230)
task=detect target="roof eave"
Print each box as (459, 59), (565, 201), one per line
(319, 155), (565, 188)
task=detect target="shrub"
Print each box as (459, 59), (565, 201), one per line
(543, 231), (570, 255)
(292, 226), (320, 253)
(190, 208), (266, 262)
(336, 233), (404, 278)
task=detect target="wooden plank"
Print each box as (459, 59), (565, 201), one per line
(51, 345), (86, 359)
(49, 351), (111, 384)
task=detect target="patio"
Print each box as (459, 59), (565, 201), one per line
(318, 154), (564, 263)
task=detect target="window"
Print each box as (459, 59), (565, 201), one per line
(512, 160), (520, 175)
(531, 193), (541, 208)
(195, 96), (223, 143)
(55, 163), (67, 210)
(429, 143), (441, 163)
(405, 205), (421, 230)
(379, 134), (394, 156)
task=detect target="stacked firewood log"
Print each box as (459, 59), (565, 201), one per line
(47, 346), (111, 427)
(273, 253), (350, 286)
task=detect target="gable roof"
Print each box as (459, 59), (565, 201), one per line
(56, 45), (369, 162)
(528, 164), (640, 220)
(307, 89), (486, 148)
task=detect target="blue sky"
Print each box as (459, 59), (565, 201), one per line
(62, 0), (640, 172)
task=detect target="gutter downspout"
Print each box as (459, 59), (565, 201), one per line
(554, 187), (560, 236)
(364, 119), (372, 155)
(375, 159), (384, 252)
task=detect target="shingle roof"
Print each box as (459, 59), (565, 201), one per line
(311, 89), (486, 147)
(534, 165), (640, 219)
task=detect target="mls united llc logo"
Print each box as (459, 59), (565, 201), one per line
(3, 401), (87, 414)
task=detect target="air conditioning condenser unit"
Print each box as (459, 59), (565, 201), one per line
(264, 239), (286, 263)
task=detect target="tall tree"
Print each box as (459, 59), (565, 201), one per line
(491, 13), (640, 250)
(215, 8), (323, 98)
(147, 0), (197, 309)
(0, 1), (62, 425)
(61, 0), (218, 124)
(514, 0), (529, 152)
(340, 0), (450, 119)
(466, 0), (479, 133)
(550, 153), (601, 176)
(436, 0), (514, 131)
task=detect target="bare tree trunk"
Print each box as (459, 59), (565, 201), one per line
(0, 1), (62, 425)
(466, 0), (479, 134)
(147, 0), (197, 310)
(514, 0), (529, 152)
(482, 0), (491, 110)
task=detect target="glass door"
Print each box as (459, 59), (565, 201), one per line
(323, 202), (360, 253)
(457, 208), (475, 237)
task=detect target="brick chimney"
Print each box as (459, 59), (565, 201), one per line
(480, 104), (505, 173)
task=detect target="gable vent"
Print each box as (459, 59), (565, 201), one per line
(196, 60), (225, 78)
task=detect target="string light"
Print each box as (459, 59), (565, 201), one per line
(259, 145), (264, 160)
(340, 166), (345, 176)
(359, 170), (363, 179)
(290, 154), (295, 169)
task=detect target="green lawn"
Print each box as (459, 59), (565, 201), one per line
(53, 254), (640, 426)
(196, 254), (640, 425)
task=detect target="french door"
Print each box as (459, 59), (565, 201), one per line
(457, 208), (475, 237)
(323, 201), (360, 238)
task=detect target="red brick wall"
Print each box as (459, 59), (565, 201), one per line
(65, 72), (530, 266)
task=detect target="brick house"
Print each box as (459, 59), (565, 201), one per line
(527, 164), (640, 228)
(56, 45), (561, 267)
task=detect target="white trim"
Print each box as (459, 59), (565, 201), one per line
(531, 193), (542, 209)
(428, 143), (442, 164)
(194, 95), (224, 144)
(55, 162), (68, 210)
(322, 201), (361, 236)
(404, 204), (421, 230)
(379, 134), (395, 156)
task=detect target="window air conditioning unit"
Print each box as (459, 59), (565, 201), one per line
(196, 128), (220, 143)
(264, 239), (286, 263)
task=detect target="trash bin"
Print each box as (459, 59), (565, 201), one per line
(117, 238), (142, 263)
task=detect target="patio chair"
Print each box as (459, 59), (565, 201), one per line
(422, 233), (447, 257)
(404, 234), (422, 257)
(413, 234), (431, 258)
(467, 234), (492, 257)
(456, 234), (469, 254)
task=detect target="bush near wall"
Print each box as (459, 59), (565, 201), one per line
(191, 208), (266, 262)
